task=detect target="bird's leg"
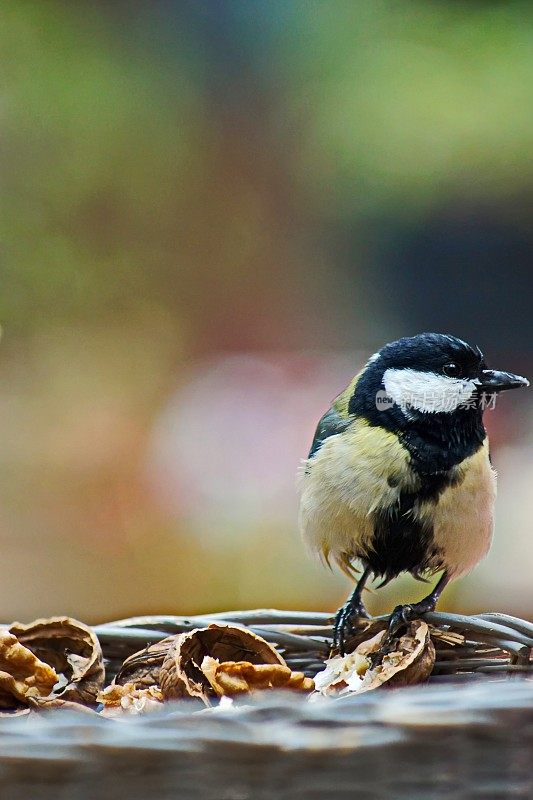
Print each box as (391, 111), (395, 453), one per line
(333, 566), (372, 655)
(383, 571), (450, 646)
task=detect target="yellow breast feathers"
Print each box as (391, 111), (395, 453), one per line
(298, 418), (418, 575)
(299, 419), (495, 580)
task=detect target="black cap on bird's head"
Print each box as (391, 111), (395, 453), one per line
(350, 332), (528, 426)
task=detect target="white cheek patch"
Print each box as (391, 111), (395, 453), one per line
(383, 368), (477, 414)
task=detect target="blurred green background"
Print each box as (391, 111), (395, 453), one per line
(1, 0), (532, 623)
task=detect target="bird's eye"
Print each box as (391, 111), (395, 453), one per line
(442, 362), (461, 378)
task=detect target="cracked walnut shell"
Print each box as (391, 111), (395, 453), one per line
(314, 619), (435, 696)
(0, 630), (58, 709)
(159, 623), (287, 703)
(114, 637), (174, 689)
(10, 617), (104, 706)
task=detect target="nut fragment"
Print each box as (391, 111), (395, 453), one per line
(201, 656), (314, 696)
(98, 682), (164, 716)
(160, 624), (286, 704)
(10, 617), (104, 705)
(313, 650), (371, 696)
(0, 630), (58, 709)
(314, 620), (435, 696)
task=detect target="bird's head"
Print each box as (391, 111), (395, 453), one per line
(348, 333), (528, 430)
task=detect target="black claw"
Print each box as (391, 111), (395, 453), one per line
(368, 604), (414, 665)
(372, 573), (449, 664)
(378, 600), (433, 656)
(333, 598), (370, 654)
(389, 603), (414, 635)
(333, 566), (373, 654)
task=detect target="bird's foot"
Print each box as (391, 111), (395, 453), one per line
(385, 603), (417, 640)
(333, 597), (370, 655)
(372, 600), (434, 663)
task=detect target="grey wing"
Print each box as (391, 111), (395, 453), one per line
(308, 407), (353, 458)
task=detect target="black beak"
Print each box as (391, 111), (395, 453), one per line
(477, 369), (529, 393)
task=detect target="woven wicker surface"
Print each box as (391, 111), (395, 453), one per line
(0, 609), (531, 799)
(96, 608), (533, 681)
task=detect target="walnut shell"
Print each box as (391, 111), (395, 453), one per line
(314, 620), (435, 696)
(357, 620), (435, 691)
(0, 630), (58, 709)
(10, 617), (104, 705)
(159, 624), (286, 704)
(114, 637), (174, 689)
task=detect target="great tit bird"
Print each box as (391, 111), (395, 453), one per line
(299, 333), (529, 653)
